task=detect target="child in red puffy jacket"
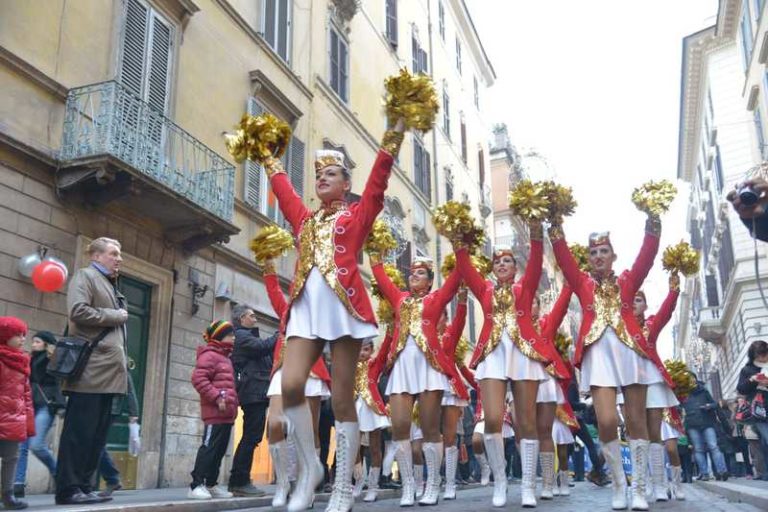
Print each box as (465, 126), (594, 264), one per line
(0, 316), (34, 510)
(188, 320), (239, 501)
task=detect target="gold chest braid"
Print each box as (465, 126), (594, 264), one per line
(583, 277), (643, 356)
(292, 209), (362, 320)
(486, 285), (543, 362)
(354, 360), (377, 410)
(390, 296), (442, 372)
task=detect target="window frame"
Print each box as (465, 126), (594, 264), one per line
(261, 0), (293, 65)
(455, 35), (462, 74)
(385, 0), (398, 49)
(329, 22), (350, 103)
(442, 83), (451, 140)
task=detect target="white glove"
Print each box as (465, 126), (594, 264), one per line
(129, 422), (141, 456)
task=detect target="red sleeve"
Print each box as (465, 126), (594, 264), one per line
(543, 285), (572, 340)
(432, 267), (462, 312)
(369, 328), (394, 385)
(519, 239), (543, 308)
(25, 379), (35, 438)
(648, 289), (679, 344)
(626, 231), (660, 295)
(372, 262), (404, 307)
(270, 172), (311, 234)
(456, 247), (487, 300)
(354, 150), (395, 236)
(459, 365), (478, 391)
(265, 273), (287, 318)
(551, 235), (586, 298)
(443, 301), (467, 355)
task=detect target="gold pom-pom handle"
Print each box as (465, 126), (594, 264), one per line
(384, 68), (440, 132)
(225, 113), (292, 164)
(250, 225), (295, 264)
(631, 180), (677, 216)
(662, 241), (700, 277)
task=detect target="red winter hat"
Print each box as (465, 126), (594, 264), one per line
(0, 316), (28, 345)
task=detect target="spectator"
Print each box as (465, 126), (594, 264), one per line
(682, 375), (729, 481)
(736, 339), (768, 480)
(715, 399), (738, 476)
(188, 320), (238, 500)
(727, 176), (768, 242)
(677, 433), (693, 483)
(56, 237), (129, 505)
(228, 304), (277, 497)
(13, 331), (64, 498)
(744, 424), (767, 480)
(568, 381), (607, 486)
(0, 317), (34, 510)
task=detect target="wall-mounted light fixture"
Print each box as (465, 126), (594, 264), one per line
(188, 268), (209, 316)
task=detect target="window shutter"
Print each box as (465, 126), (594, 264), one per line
(397, 240), (412, 281)
(146, 13), (173, 115)
(277, 0), (290, 61)
(419, 49), (428, 74)
(289, 136), (305, 199)
(424, 149), (431, 201)
(386, 0), (398, 48)
(339, 38), (348, 101)
(330, 29), (340, 93)
(120, 0), (149, 97)
(244, 98), (265, 211)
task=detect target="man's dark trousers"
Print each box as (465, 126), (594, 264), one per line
(228, 402), (268, 486)
(55, 393), (114, 499)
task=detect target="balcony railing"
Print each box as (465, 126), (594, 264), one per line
(698, 306), (724, 344)
(60, 81), (234, 222)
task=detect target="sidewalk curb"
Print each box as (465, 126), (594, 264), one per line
(695, 480), (768, 510)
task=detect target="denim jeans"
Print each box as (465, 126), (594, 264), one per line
(14, 407), (57, 484)
(99, 449), (121, 486)
(688, 427), (727, 476)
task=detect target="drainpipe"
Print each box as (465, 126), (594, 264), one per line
(157, 292), (175, 488)
(426, 0), (441, 284)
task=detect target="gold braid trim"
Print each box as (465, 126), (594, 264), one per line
(262, 260), (277, 275)
(381, 130), (405, 157)
(263, 156), (288, 178)
(529, 222), (544, 241)
(548, 224), (564, 241)
(645, 215), (661, 236)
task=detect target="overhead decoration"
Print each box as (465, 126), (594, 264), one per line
(225, 113), (292, 164)
(250, 225), (294, 264)
(662, 241), (700, 277)
(384, 68), (440, 131)
(631, 180), (677, 216)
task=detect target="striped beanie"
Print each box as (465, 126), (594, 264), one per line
(204, 320), (235, 343)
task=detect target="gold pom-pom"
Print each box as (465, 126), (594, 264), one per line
(631, 180), (677, 216)
(384, 68), (440, 132)
(250, 225), (294, 264)
(543, 181), (577, 224)
(441, 252), (491, 279)
(432, 201), (477, 242)
(662, 241), (700, 277)
(554, 331), (572, 360)
(225, 113), (292, 164)
(508, 180), (549, 221)
(664, 359), (697, 398)
(455, 336), (471, 365)
(364, 219), (398, 256)
(371, 263), (406, 299)
(377, 299), (394, 325)
(569, 243), (590, 273)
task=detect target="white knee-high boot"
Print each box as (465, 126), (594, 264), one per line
(483, 433), (508, 507)
(669, 466), (685, 500)
(325, 422), (359, 512)
(285, 404), (324, 512)
(394, 440), (415, 507)
(520, 439), (539, 508)
(475, 452), (491, 486)
(418, 442), (443, 506)
(270, 441), (291, 507)
(629, 439), (649, 511)
(363, 466), (380, 502)
(539, 451), (555, 500)
(649, 442), (668, 502)
(443, 445), (459, 500)
(602, 439), (628, 510)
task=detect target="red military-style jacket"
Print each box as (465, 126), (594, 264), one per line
(270, 150), (394, 327)
(372, 263), (469, 400)
(441, 301), (477, 391)
(534, 284), (573, 381)
(265, 272), (331, 387)
(550, 226), (673, 388)
(357, 328), (391, 417)
(457, 240), (567, 380)
(633, 287), (680, 356)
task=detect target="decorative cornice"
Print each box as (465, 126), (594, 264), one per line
(249, 69), (306, 123)
(155, 0), (200, 30)
(0, 46), (68, 101)
(0, 128), (58, 168)
(715, 0), (741, 40)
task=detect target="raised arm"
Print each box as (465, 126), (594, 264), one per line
(371, 260), (405, 307)
(549, 225), (586, 294)
(648, 275), (680, 343)
(519, 226), (544, 308)
(264, 157), (311, 233)
(443, 294), (467, 356)
(459, 365), (478, 391)
(543, 284), (573, 340)
(432, 266), (463, 312)
(369, 327), (395, 386)
(264, 263), (288, 318)
(626, 217), (661, 294)
(455, 247), (487, 300)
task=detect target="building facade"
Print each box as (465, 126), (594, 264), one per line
(675, 0), (768, 400)
(0, 0), (494, 490)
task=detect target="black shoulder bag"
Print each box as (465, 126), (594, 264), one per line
(47, 327), (113, 381)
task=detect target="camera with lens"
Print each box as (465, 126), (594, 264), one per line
(737, 183), (759, 207)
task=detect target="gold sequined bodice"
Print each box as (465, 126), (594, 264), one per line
(584, 277), (642, 355)
(354, 360), (377, 410)
(485, 284), (543, 362)
(292, 208), (361, 319)
(389, 296), (441, 372)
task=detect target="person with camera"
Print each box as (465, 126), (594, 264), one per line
(55, 237), (129, 505)
(736, 339), (768, 477)
(727, 176), (768, 242)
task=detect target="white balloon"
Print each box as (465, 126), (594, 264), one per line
(45, 256), (69, 280)
(17, 253), (42, 278)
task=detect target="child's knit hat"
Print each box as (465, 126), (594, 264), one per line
(0, 316), (28, 345)
(204, 320), (235, 343)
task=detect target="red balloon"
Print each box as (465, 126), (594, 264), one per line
(31, 261), (67, 293)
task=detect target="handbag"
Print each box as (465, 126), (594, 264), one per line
(735, 399), (753, 423)
(46, 327), (113, 381)
(751, 392), (767, 421)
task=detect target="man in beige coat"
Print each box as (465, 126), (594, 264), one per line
(55, 237), (129, 505)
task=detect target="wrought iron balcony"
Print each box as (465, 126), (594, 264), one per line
(698, 306), (724, 344)
(59, 81), (238, 251)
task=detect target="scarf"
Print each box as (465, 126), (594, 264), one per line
(0, 344), (31, 376)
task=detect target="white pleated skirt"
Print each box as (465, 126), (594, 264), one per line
(475, 331), (514, 381)
(286, 268), (378, 342)
(661, 420), (681, 441)
(509, 336), (550, 382)
(647, 382), (679, 408)
(411, 423), (423, 441)
(442, 391), (469, 407)
(268, 368), (331, 399)
(386, 336), (449, 395)
(536, 376), (565, 404)
(474, 420), (515, 438)
(552, 418), (575, 444)
(579, 328), (664, 392)
(356, 397), (390, 432)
